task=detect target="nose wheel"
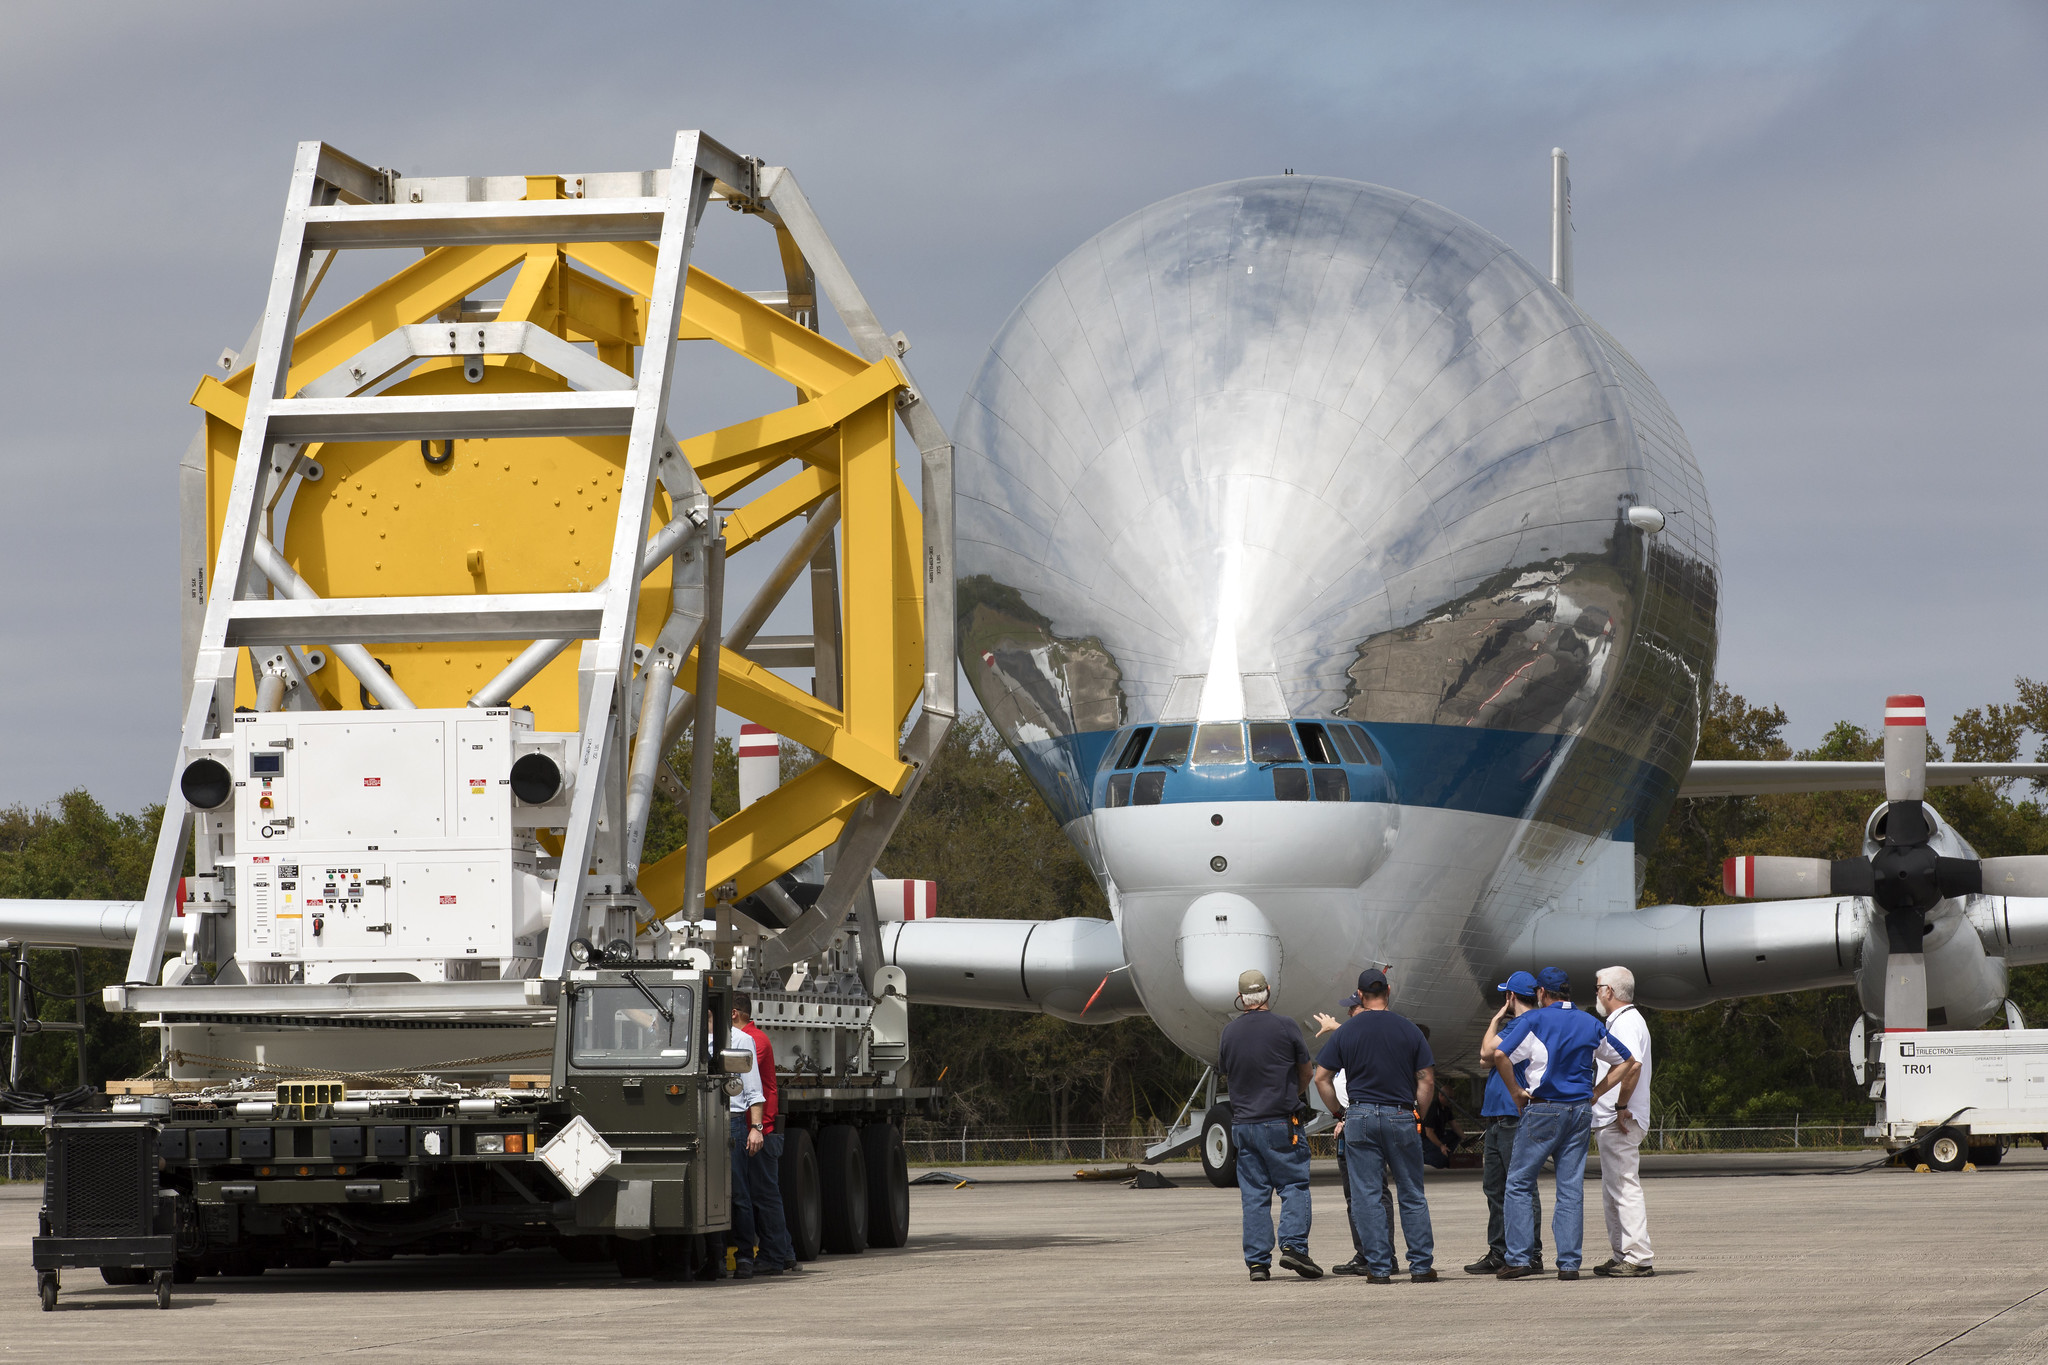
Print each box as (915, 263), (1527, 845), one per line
(1200, 1102), (1236, 1187)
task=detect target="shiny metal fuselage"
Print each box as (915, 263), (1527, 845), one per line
(955, 176), (1719, 1065)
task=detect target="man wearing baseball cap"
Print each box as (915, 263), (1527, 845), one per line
(1217, 968), (1321, 1282)
(1463, 970), (1544, 1275)
(1311, 967), (1438, 1284)
(1482, 967), (1640, 1281)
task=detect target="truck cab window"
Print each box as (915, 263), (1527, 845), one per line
(570, 983), (696, 1068)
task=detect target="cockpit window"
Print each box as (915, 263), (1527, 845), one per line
(1313, 767), (1350, 802)
(1115, 727), (1153, 770)
(1248, 722), (1300, 764)
(1143, 725), (1193, 767)
(1348, 725), (1383, 766)
(1296, 722), (1338, 764)
(1192, 723), (1246, 765)
(1106, 773), (1134, 807)
(1329, 724), (1366, 765)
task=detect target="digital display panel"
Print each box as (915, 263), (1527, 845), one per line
(250, 752), (283, 776)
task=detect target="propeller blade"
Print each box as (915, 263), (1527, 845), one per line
(1981, 857), (2048, 898)
(1884, 694), (1927, 803)
(1724, 855), (1833, 899)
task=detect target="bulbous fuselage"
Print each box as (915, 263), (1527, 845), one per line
(956, 176), (1719, 1063)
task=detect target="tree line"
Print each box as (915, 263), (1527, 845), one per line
(4, 681), (2045, 1129)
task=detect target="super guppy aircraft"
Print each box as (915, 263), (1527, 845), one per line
(876, 158), (2048, 1171)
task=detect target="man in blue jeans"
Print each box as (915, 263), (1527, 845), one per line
(1312, 967), (1437, 1284)
(1483, 966), (1639, 1281)
(1216, 969), (1322, 1282)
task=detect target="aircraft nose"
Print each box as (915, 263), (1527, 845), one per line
(1177, 891), (1280, 1010)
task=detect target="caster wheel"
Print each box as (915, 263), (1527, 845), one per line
(154, 1269), (173, 1309)
(37, 1270), (57, 1312)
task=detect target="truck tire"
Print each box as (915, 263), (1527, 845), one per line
(611, 1236), (657, 1278)
(817, 1123), (869, 1254)
(1200, 1102), (1237, 1188)
(861, 1122), (911, 1249)
(100, 1267), (149, 1286)
(1923, 1126), (1969, 1172)
(780, 1127), (823, 1262)
(1969, 1140), (2004, 1167)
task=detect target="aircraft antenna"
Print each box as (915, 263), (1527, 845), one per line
(1551, 147), (1573, 299)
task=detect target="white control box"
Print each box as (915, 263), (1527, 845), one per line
(226, 708), (567, 982)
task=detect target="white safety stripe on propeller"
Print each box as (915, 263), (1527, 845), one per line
(1884, 696), (1928, 726)
(1727, 856), (1754, 898)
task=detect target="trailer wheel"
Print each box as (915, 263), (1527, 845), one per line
(780, 1127), (823, 1262)
(862, 1122), (911, 1249)
(154, 1270), (172, 1309)
(1200, 1102), (1237, 1188)
(1969, 1140), (2004, 1167)
(100, 1267), (148, 1286)
(1923, 1126), (1969, 1172)
(817, 1123), (869, 1254)
(37, 1271), (56, 1311)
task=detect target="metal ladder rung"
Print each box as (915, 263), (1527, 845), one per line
(225, 593), (604, 646)
(266, 390), (635, 443)
(302, 198), (668, 250)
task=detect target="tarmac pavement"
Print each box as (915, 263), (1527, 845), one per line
(0, 1148), (2043, 1363)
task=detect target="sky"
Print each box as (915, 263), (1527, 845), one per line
(0, 1), (2044, 811)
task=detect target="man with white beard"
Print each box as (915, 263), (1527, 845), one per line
(1590, 966), (1653, 1277)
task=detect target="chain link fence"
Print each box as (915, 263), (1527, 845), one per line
(902, 1114), (1892, 1166)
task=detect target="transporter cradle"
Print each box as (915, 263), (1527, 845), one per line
(9, 130), (959, 1304)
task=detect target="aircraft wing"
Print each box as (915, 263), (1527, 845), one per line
(1680, 761), (2048, 798)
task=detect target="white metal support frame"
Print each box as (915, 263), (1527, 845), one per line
(124, 134), (736, 989)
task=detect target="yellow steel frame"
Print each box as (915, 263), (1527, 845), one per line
(193, 209), (923, 916)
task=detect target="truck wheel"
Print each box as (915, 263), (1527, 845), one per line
(100, 1267), (148, 1286)
(861, 1122), (911, 1249)
(1969, 1140), (2004, 1167)
(780, 1127), (823, 1262)
(1923, 1126), (1969, 1172)
(817, 1123), (869, 1254)
(1200, 1102), (1237, 1188)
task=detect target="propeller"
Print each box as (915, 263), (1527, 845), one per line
(1721, 695), (2048, 1030)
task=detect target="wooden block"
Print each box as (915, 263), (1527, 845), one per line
(509, 1074), (552, 1090)
(104, 1079), (180, 1095)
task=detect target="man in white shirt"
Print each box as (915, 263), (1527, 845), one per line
(724, 1017), (768, 1278)
(1590, 965), (1653, 1277)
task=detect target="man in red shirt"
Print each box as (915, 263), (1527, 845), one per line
(734, 994), (798, 1274)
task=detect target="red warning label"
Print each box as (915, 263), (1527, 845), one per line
(364, 777), (381, 787)
(439, 894), (457, 904)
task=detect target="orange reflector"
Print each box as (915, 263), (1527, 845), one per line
(258, 1166), (272, 1176)
(506, 1134), (525, 1154)
(297, 1166), (312, 1176)
(335, 1166), (350, 1176)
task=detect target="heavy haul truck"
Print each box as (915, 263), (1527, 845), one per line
(6, 131), (958, 1306)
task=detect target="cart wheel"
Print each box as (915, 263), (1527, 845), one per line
(154, 1270), (172, 1309)
(37, 1270), (57, 1312)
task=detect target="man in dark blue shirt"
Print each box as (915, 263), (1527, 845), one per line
(1312, 967), (1437, 1283)
(1217, 969), (1321, 1281)
(1465, 971), (1543, 1275)
(1482, 966), (1639, 1280)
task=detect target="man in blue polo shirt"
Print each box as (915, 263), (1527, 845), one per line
(1482, 966), (1639, 1280)
(1463, 970), (1543, 1276)
(1312, 967), (1437, 1284)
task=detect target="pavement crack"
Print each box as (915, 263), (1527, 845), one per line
(1904, 1282), (2048, 1363)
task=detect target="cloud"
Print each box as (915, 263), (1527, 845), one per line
(0, 1), (2041, 806)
